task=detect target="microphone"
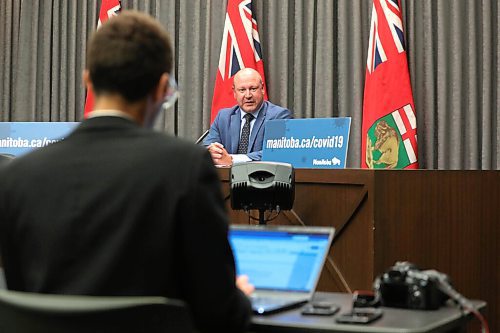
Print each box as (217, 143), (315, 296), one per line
(195, 129), (210, 144)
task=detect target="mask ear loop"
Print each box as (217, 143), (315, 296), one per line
(162, 75), (179, 111)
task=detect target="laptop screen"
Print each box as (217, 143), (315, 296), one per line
(229, 226), (333, 292)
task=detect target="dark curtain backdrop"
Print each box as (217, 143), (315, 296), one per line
(0, 0), (498, 169)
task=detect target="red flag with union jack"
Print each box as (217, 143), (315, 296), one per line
(361, 0), (418, 169)
(210, 0), (268, 123)
(83, 0), (121, 118)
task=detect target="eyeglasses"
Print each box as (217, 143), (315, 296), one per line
(162, 75), (180, 110)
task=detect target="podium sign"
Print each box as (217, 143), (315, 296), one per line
(0, 122), (78, 157)
(262, 118), (351, 168)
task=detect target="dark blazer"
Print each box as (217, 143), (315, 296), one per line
(0, 116), (251, 332)
(0, 154), (14, 168)
(203, 101), (292, 160)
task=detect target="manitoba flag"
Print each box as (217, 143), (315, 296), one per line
(361, 0), (418, 169)
(210, 0), (268, 123)
(83, 0), (121, 118)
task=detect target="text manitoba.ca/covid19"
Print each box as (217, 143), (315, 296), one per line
(266, 136), (344, 149)
(0, 137), (61, 148)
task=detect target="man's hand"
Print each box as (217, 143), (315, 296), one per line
(236, 275), (255, 296)
(207, 142), (233, 166)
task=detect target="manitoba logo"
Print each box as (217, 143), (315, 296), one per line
(366, 104), (417, 169)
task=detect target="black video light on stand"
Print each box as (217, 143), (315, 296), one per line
(230, 161), (295, 225)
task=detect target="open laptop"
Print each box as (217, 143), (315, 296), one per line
(229, 224), (335, 315)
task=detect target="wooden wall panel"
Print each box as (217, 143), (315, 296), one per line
(219, 169), (377, 293)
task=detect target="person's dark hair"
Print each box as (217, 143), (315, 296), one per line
(86, 11), (173, 102)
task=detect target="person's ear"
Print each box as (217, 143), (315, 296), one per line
(152, 73), (169, 104)
(82, 70), (93, 91)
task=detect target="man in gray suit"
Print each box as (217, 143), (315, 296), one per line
(0, 11), (252, 333)
(203, 68), (292, 165)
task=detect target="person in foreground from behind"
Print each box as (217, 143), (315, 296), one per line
(0, 11), (253, 333)
(0, 154), (14, 168)
(203, 68), (292, 166)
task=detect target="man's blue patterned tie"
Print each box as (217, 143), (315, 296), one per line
(237, 113), (254, 154)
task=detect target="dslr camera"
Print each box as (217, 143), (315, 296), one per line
(375, 262), (449, 310)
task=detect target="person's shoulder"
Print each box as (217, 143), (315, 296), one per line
(147, 133), (215, 177)
(215, 105), (240, 119)
(264, 101), (292, 118)
(0, 154), (14, 170)
(3, 140), (65, 172)
(0, 149), (48, 190)
(149, 131), (207, 157)
(264, 101), (287, 112)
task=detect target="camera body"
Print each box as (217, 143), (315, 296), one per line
(376, 262), (448, 310)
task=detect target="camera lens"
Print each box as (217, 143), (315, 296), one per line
(387, 270), (403, 280)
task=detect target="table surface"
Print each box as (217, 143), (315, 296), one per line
(251, 292), (486, 333)
(0, 271), (485, 333)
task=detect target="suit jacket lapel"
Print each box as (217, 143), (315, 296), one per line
(248, 102), (267, 151)
(229, 110), (241, 154)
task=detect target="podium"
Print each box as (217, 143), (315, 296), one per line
(218, 168), (499, 332)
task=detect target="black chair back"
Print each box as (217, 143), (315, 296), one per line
(0, 290), (197, 333)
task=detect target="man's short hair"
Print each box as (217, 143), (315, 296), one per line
(86, 11), (173, 102)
